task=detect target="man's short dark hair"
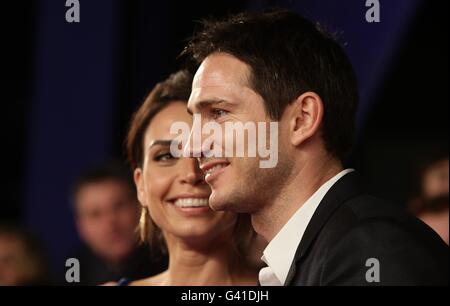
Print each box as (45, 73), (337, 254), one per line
(71, 161), (135, 210)
(184, 9), (359, 161)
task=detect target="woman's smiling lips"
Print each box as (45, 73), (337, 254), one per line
(199, 159), (230, 184)
(167, 195), (212, 216)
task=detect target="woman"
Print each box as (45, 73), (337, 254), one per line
(123, 70), (259, 285)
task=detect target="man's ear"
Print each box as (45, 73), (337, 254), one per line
(289, 91), (324, 146)
(134, 168), (145, 206)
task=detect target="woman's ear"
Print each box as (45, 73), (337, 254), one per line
(134, 168), (145, 206)
(289, 91), (324, 147)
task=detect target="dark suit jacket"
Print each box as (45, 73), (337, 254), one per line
(285, 172), (448, 286)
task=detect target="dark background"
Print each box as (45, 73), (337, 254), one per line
(3, 0), (448, 275)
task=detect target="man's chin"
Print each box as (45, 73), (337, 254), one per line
(208, 190), (231, 212)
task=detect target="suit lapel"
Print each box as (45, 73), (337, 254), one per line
(284, 171), (363, 285)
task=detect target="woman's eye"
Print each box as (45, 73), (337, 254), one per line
(212, 108), (228, 119)
(154, 152), (175, 162)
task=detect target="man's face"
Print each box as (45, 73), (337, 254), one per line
(423, 158), (449, 200)
(187, 52), (292, 213)
(0, 235), (28, 286)
(75, 180), (139, 263)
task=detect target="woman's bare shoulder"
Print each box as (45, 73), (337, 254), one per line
(129, 271), (168, 286)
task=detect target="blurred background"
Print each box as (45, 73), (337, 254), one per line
(2, 0), (448, 284)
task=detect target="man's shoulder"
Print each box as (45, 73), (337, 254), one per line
(343, 193), (405, 220)
(324, 193), (442, 245)
(295, 193), (449, 285)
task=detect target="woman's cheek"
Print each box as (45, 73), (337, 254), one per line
(145, 169), (174, 229)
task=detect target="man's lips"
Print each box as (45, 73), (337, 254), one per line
(199, 160), (230, 184)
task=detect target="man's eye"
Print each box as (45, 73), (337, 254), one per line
(212, 108), (228, 119)
(154, 152), (175, 162)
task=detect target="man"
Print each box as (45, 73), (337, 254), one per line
(71, 161), (167, 285)
(184, 10), (448, 285)
(409, 154), (449, 245)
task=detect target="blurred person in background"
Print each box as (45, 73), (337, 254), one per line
(0, 225), (49, 285)
(409, 153), (449, 245)
(107, 70), (259, 286)
(71, 161), (167, 285)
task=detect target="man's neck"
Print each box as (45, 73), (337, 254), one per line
(252, 154), (343, 242)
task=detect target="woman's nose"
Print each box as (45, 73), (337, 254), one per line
(180, 158), (205, 185)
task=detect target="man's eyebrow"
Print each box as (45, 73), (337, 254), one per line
(187, 99), (227, 115)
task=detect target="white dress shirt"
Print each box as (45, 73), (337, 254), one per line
(259, 169), (355, 286)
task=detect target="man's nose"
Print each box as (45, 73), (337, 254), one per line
(183, 114), (214, 158)
(184, 122), (202, 158)
(104, 210), (118, 228)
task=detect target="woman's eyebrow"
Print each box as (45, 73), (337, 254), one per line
(147, 139), (174, 150)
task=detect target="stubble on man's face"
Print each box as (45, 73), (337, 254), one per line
(224, 154), (292, 214)
(208, 130), (293, 215)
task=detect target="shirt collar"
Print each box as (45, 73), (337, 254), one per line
(261, 169), (354, 285)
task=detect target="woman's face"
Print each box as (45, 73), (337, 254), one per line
(134, 102), (237, 245)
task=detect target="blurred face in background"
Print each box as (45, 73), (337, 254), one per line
(0, 232), (46, 286)
(134, 101), (237, 247)
(0, 234), (30, 285)
(422, 158), (449, 200)
(75, 179), (140, 263)
(418, 157), (449, 245)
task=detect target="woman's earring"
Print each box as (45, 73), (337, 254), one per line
(139, 206), (149, 243)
